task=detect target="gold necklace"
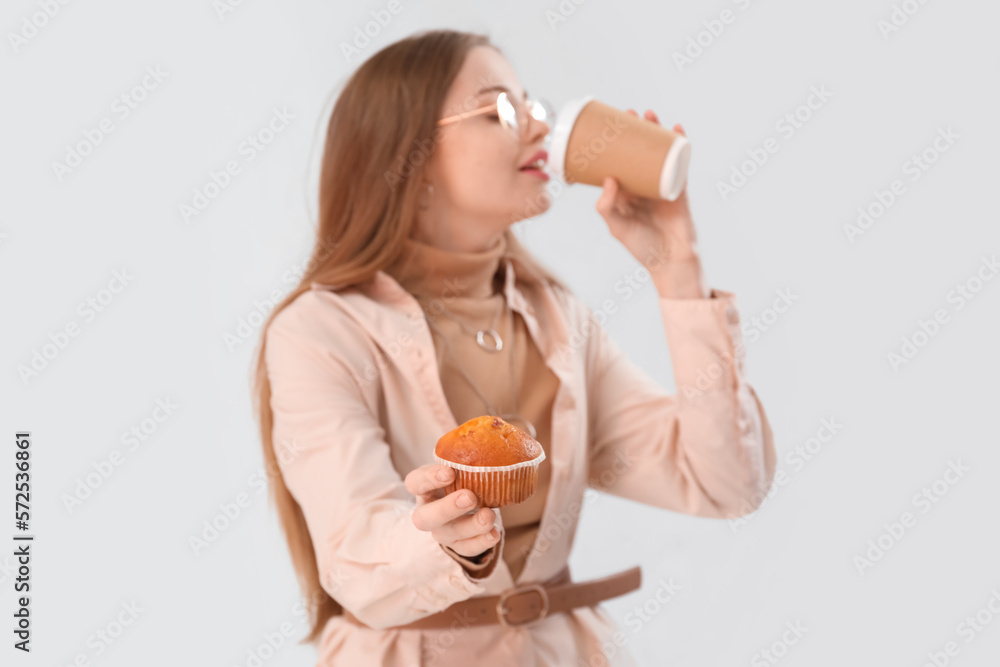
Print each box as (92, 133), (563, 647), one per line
(417, 294), (504, 352)
(420, 297), (537, 439)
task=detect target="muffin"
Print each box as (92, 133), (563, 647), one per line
(434, 415), (546, 508)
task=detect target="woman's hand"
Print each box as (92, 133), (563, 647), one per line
(595, 111), (699, 267)
(404, 463), (501, 558)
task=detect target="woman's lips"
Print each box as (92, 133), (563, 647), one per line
(519, 167), (550, 181)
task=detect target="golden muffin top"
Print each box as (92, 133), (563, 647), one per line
(435, 415), (542, 466)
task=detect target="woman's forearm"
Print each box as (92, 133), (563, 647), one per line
(650, 254), (710, 299)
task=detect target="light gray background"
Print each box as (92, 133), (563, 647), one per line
(2, 1), (999, 665)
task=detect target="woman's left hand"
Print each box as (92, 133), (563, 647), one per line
(595, 111), (699, 267)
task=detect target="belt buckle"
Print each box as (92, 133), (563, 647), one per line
(496, 583), (550, 628)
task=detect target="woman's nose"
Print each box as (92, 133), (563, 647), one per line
(524, 116), (551, 145)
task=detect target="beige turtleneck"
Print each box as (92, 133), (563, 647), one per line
(383, 233), (560, 583)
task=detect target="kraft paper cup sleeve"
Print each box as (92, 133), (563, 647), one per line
(548, 95), (594, 182)
(659, 134), (691, 201)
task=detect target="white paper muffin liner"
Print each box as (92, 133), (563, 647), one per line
(434, 449), (546, 508)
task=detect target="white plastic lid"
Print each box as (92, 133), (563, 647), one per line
(547, 95), (594, 182)
(659, 135), (691, 201)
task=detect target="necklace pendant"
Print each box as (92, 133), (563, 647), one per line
(476, 328), (503, 352)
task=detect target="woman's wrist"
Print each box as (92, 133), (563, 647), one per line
(443, 543), (493, 565)
(649, 254), (709, 299)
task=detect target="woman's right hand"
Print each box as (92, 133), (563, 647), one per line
(404, 463), (501, 558)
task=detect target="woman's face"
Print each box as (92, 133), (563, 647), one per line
(415, 46), (552, 252)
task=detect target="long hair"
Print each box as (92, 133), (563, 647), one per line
(250, 28), (570, 644)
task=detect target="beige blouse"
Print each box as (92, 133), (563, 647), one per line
(383, 232), (558, 582)
(264, 229), (777, 665)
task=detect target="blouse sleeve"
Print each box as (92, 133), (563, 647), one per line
(582, 287), (777, 519)
(264, 307), (502, 630)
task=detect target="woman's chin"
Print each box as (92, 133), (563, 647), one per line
(506, 190), (552, 224)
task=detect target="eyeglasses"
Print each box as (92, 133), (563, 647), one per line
(437, 91), (555, 143)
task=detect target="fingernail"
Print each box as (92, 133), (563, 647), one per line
(457, 493), (473, 508)
(478, 510), (489, 526)
(488, 528), (499, 540)
(437, 468), (452, 482)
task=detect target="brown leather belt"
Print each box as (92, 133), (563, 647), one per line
(341, 565), (642, 630)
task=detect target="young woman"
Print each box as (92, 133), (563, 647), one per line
(252, 28), (776, 667)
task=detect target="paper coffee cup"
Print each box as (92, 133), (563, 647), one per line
(549, 95), (691, 201)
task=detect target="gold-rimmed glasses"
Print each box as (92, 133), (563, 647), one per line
(437, 91), (555, 142)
